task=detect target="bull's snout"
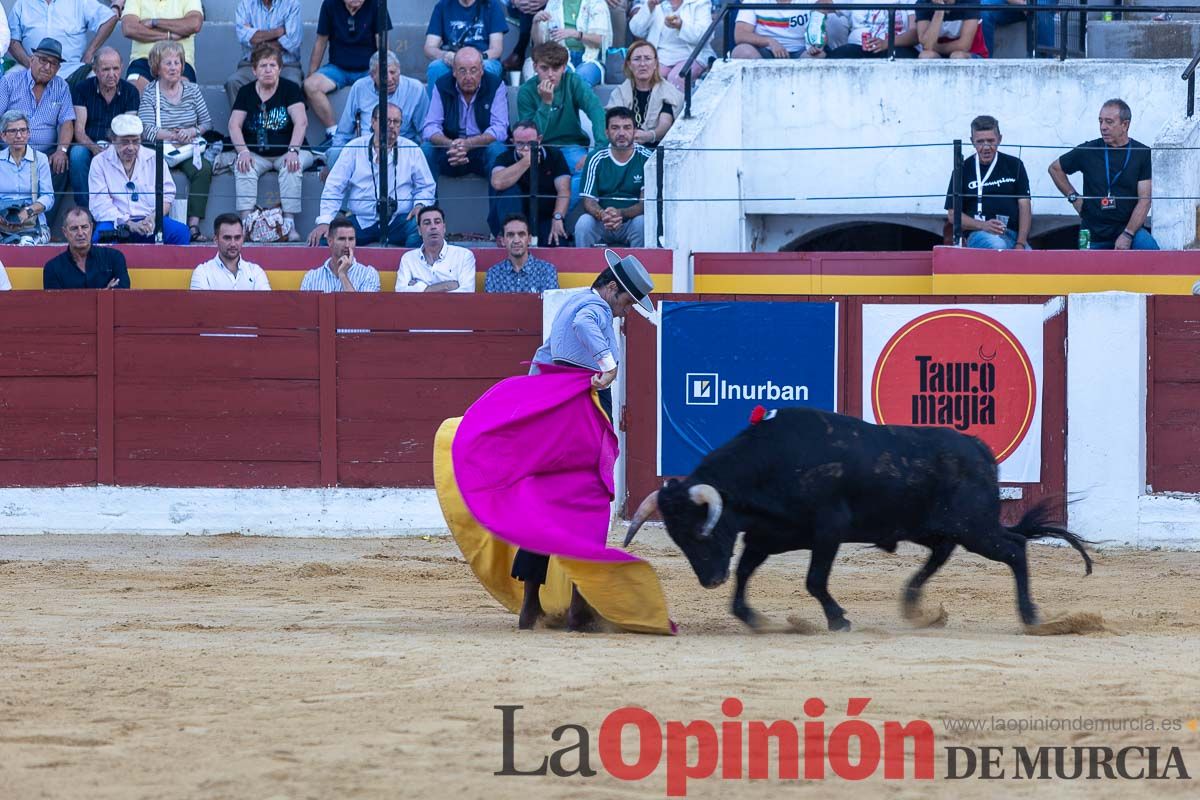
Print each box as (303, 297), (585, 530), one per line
(701, 572), (729, 589)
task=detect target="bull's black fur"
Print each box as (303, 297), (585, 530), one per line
(646, 408), (1092, 630)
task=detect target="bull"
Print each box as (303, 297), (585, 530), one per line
(624, 407), (1092, 631)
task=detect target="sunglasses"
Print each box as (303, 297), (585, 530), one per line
(126, 180), (139, 203)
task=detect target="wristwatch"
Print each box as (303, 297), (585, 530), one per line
(57, 145), (68, 153)
(148, 18), (157, 28)
(287, 146), (300, 153)
(553, 213), (563, 221)
(1067, 192), (1079, 203)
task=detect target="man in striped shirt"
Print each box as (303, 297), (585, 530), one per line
(299, 216), (381, 292)
(576, 107), (650, 248)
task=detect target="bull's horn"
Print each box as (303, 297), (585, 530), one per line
(689, 484), (723, 539)
(623, 490), (660, 547)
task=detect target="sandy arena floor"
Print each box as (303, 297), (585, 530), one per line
(1, 530), (1198, 799)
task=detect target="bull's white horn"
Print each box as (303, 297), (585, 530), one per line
(623, 490), (660, 547)
(689, 484), (723, 539)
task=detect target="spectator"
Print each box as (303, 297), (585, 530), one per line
(309, 103), (435, 248)
(489, 119), (570, 245)
(485, 213), (560, 293)
(916, 0), (987, 59)
(0, 38), (75, 202)
(229, 43), (311, 241)
(70, 47), (139, 209)
(190, 213), (272, 291)
(137, 40), (213, 242)
(629, 0), (715, 90)
(328, 50), (428, 167)
(732, 0), (827, 60)
(1049, 98), (1158, 251)
(944, 115), (1031, 250)
(300, 215), (381, 292)
(606, 40), (681, 148)
(0, 109), (54, 245)
(89, 112), (190, 244)
(7, 0), (119, 85)
(829, 5), (919, 58)
(576, 106), (649, 247)
(424, 0), (507, 88)
(0, 258), (10, 290)
(0, 16), (10, 77)
(396, 206), (476, 293)
(531, 0), (611, 87)
(305, 0), (393, 148)
(503, 0), (547, 71)
(225, 0), (303, 106)
(43, 206), (131, 288)
(981, 1), (1056, 58)
(517, 42), (607, 205)
(120, 0), (204, 92)
(420, 47), (508, 184)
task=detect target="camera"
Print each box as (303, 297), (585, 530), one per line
(3, 204), (25, 225)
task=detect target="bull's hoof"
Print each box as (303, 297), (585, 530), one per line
(567, 605), (598, 633)
(733, 606), (762, 630)
(829, 617), (852, 632)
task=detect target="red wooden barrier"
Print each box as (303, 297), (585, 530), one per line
(1146, 296), (1200, 492)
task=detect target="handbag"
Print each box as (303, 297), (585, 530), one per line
(244, 205), (294, 243)
(156, 83), (207, 168)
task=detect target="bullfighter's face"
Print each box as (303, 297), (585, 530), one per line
(658, 480), (736, 588)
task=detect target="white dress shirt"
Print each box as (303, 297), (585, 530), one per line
(317, 134), (436, 229)
(190, 255), (272, 291)
(0, 259), (12, 291)
(396, 243), (476, 293)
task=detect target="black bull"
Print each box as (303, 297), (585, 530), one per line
(624, 408), (1092, 630)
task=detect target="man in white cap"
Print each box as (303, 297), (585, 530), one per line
(88, 112), (190, 244)
(511, 248), (656, 631)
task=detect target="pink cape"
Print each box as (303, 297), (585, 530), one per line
(451, 363), (637, 563)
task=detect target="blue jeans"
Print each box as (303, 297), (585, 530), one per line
(981, 0), (1058, 55)
(349, 213), (420, 247)
(94, 217), (190, 244)
(966, 229), (1030, 250)
(69, 144), (95, 208)
(1088, 229), (1159, 250)
(420, 140), (507, 183)
(317, 63), (369, 89)
(426, 57), (504, 94)
(568, 50), (602, 87)
(554, 144), (589, 215)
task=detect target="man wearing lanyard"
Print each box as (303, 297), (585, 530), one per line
(945, 115), (1031, 250)
(1050, 99), (1159, 251)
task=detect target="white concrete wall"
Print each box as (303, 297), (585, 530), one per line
(663, 59), (1196, 275)
(1151, 114), (1200, 249)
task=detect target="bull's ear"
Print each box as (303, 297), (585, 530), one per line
(665, 478), (680, 489)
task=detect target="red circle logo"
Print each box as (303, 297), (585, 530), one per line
(871, 309), (1036, 462)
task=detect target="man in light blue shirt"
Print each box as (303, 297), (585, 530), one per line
(7, 0), (119, 84)
(327, 50), (429, 167)
(299, 217), (381, 292)
(0, 110), (56, 244)
(307, 103), (435, 248)
(225, 0), (303, 105)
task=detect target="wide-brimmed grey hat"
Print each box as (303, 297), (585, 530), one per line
(603, 249), (655, 314)
(31, 38), (63, 62)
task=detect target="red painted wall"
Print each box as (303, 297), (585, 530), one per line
(1147, 296), (1200, 493)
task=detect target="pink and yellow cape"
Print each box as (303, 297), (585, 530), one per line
(433, 364), (675, 634)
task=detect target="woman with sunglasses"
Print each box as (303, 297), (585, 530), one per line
(605, 40), (682, 147)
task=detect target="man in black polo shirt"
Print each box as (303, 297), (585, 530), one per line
(945, 115), (1031, 250)
(488, 119), (570, 245)
(1049, 98), (1158, 250)
(43, 207), (131, 289)
(70, 47), (140, 210)
(304, 0), (393, 147)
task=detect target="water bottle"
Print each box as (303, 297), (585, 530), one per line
(1078, 228), (1091, 250)
(1102, 11), (1114, 22)
(806, 13), (827, 48)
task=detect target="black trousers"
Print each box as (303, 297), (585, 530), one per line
(512, 368), (613, 584)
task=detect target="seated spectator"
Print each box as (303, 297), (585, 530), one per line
(485, 213), (560, 293)
(916, 0), (987, 59)
(225, 0), (303, 106)
(0, 38), (75, 202)
(120, 0), (204, 92)
(420, 47), (508, 184)
(0, 109), (54, 245)
(71, 47), (140, 210)
(0, 258), (10, 291)
(503, 0), (548, 72)
(732, 0), (827, 59)
(190, 213), (272, 291)
(606, 40), (682, 148)
(309, 103), (435, 248)
(300, 215), (381, 292)
(0, 16), (10, 76)
(517, 42), (607, 205)
(629, 0), (716, 90)
(944, 115), (1030, 250)
(982, 0), (1056, 58)
(396, 206), (476, 293)
(829, 5), (919, 58)
(44, 206), (131, 289)
(424, 0), (506, 88)
(137, 40), (213, 242)
(531, 0), (611, 87)
(1049, 98), (1158, 251)
(328, 50), (428, 167)
(489, 119), (570, 245)
(576, 106), (648, 248)
(89, 112), (190, 244)
(305, 0), (392, 148)
(7, 0), (118, 85)
(229, 43), (311, 241)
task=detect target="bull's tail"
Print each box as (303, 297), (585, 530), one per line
(1005, 500), (1093, 575)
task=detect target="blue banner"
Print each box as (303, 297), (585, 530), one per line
(658, 301), (839, 475)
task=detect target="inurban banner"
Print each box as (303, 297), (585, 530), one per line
(861, 303), (1047, 483)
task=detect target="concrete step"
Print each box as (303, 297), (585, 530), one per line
(1086, 20), (1200, 57)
